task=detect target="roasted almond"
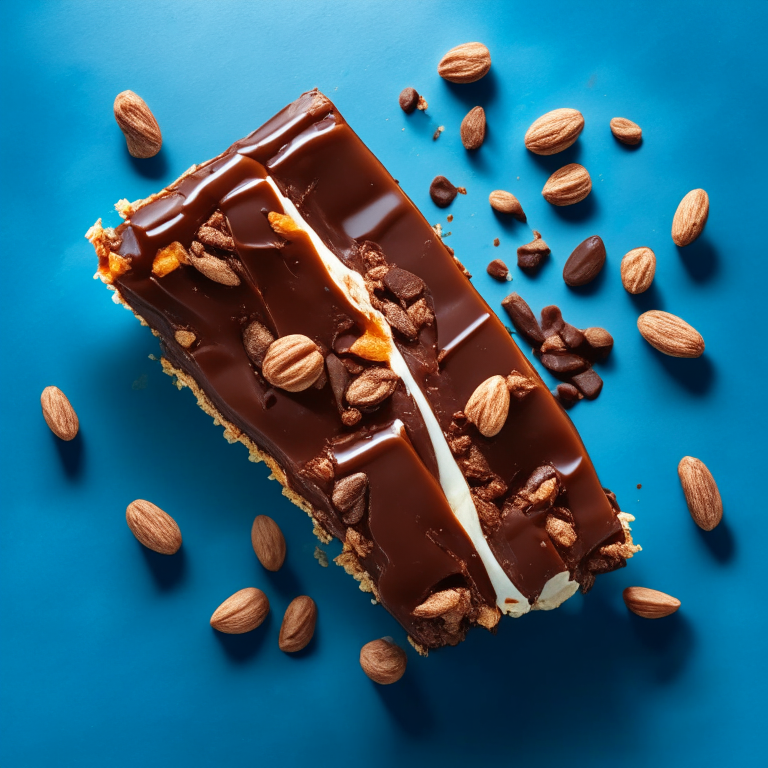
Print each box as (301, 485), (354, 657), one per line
(620, 247), (656, 294)
(345, 367), (399, 407)
(623, 587), (681, 619)
(251, 515), (287, 571)
(278, 595), (317, 653)
(465, 375), (510, 437)
(460, 106), (486, 150)
(488, 190), (526, 221)
(437, 42), (491, 83)
(113, 90), (162, 158)
(262, 334), (324, 392)
(672, 189), (709, 247)
(41, 386), (79, 441)
(360, 638), (407, 685)
(563, 235), (606, 286)
(524, 108), (584, 155)
(187, 243), (241, 286)
(637, 311), (704, 358)
(610, 117), (642, 145)
(126, 499), (182, 555)
(210, 588), (269, 634)
(678, 456), (723, 531)
(542, 164), (592, 206)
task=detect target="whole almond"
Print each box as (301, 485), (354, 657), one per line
(210, 588), (270, 634)
(279, 596), (317, 653)
(262, 335), (324, 392)
(542, 164), (592, 206)
(460, 106), (486, 150)
(489, 190), (526, 221)
(610, 117), (642, 145)
(621, 247), (656, 294)
(672, 189), (709, 247)
(126, 499), (182, 555)
(623, 587), (681, 619)
(678, 457), (723, 531)
(41, 386), (79, 441)
(637, 311), (704, 358)
(251, 515), (287, 571)
(437, 42), (491, 83)
(524, 108), (585, 155)
(113, 90), (162, 158)
(465, 375), (510, 437)
(360, 639), (407, 685)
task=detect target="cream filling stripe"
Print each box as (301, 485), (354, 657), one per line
(266, 177), (578, 615)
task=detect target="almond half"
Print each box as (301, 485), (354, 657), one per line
(637, 311), (704, 358)
(623, 587), (681, 619)
(41, 386), (79, 441)
(465, 375), (510, 437)
(678, 456), (722, 531)
(210, 588), (270, 634)
(126, 499), (182, 555)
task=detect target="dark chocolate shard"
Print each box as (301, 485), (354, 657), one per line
(501, 292), (545, 344)
(541, 353), (590, 374)
(572, 369), (603, 399)
(383, 267), (425, 302)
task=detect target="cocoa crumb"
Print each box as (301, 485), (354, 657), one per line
(447, 214), (453, 222)
(486, 259), (510, 281)
(430, 176), (458, 208)
(493, 238), (500, 247)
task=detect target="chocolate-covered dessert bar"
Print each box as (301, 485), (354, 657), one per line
(87, 90), (638, 652)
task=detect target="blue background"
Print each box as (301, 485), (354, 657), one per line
(1, 1), (766, 766)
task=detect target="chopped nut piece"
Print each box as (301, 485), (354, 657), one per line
(152, 241), (188, 277)
(517, 231), (550, 269)
(583, 327), (614, 356)
(346, 367), (399, 407)
(187, 243), (241, 286)
(197, 225), (235, 252)
(505, 371), (535, 398)
(174, 330), (196, 348)
(472, 492), (502, 533)
(366, 265), (390, 281)
(342, 408), (362, 426)
(302, 454), (335, 487)
(333, 472), (369, 525)
(413, 588), (462, 619)
(406, 298), (434, 329)
(417, 95), (428, 111)
(489, 190), (526, 221)
(243, 320), (275, 367)
(511, 466), (561, 512)
(347, 528), (374, 558)
(546, 514), (577, 548)
(486, 259), (510, 281)
(476, 605), (501, 630)
(433, 126), (445, 141)
(541, 334), (567, 354)
(262, 334), (325, 392)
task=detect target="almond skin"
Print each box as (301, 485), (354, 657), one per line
(251, 515), (287, 571)
(542, 164), (592, 206)
(672, 189), (709, 246)
(360, 639), (407, 685)
(126, 499), (182, 555)
(623, 587), (681, 619)
(460, 106), (486, 150)
(465, 375), (510, 437)
(262, 335), (324, 392)
(279, 596), (317, 653)
(621, 247), (656, 294)
(210, 588), (269, 634)
(525, 108), (585, 155)
(637, 311), (705, 358)
(610, 117), (642, 145)
(678, 457), (723, 531)
(41, 386), (79, 441)
(113, 90), (162, 158)
(437, 42), (491, 83)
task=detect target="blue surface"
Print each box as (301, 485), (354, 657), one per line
(1, 1), (767, 766)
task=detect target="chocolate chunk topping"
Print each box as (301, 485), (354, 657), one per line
(406, 298), (434, 329)
(187, 243), (241, 286)
(507, 466), (561, 513)
(345, 367), (399, 407)
(383, 266), (425, 302)
(243, 320), (275, 367)
(571, 369), (603, 399)
(517, 231), (550, 269)
(541, 353), (590, 374)
(430, 176), (458, 208)
(501, 292), (545, 344)
(332, 472), (369, 525)
(486, 259), (510, 281)
(381, 300), (418, 340)
(540, 305), (565, 338)
(399, 87), (419, 114)
(563, 235), (606, 287)
(325, 353), (350, 413)
(555, 383), (581, 407)
(561, 323), (585, 349)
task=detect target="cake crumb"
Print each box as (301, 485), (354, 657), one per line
(314, 546), (329, 567)
(457, 187), (467, 195)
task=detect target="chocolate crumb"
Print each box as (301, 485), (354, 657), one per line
(447, 214), (453, 222)
(399, 87), (419, 114)
(486, 259), (510, 281)
(637, 484), (642, 489)
(493, 238), (500, 247)
(457, 187), (467, 195)
(430, 176), (458, 208)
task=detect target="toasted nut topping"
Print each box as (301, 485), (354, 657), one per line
(251, 515), (287, 571)
(268, 211), (302, 239)
(546, 515), (577, 548)
(413, 588), (462, 619)
(623, 587), (680, 619)
(465, 375), (510, 437)
(41, 386), (79, 441)
(279, 596), (317, 653)
(174, 330), (196, 348)
(126, 499), (182, 555)
(242, 320), (275, 367)
(332, 472), (369, 525)
(187, 243), (241, 286)
(346, 367), (399, 407)
(517, 230), (550, 269)
(505, 371), (535, 399)
(262, 334), (324, 392)
(113, 90), (162, 158)
(360, 639), (407, 685)
(152, 241), (188, 277)
(210, 588), (269, 634)
(678, 456), (723, 531)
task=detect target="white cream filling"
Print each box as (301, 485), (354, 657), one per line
(266, 177), (578, 615)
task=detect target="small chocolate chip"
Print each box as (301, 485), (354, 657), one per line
(430, 176), (458, 208)
(486, 259), (510, 281)
(383, 267), (425, 302)
(571, 368), (603, 399)
(399, 87), (419, 114)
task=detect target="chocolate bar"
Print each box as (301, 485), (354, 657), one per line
(87, 90), (638, 652)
